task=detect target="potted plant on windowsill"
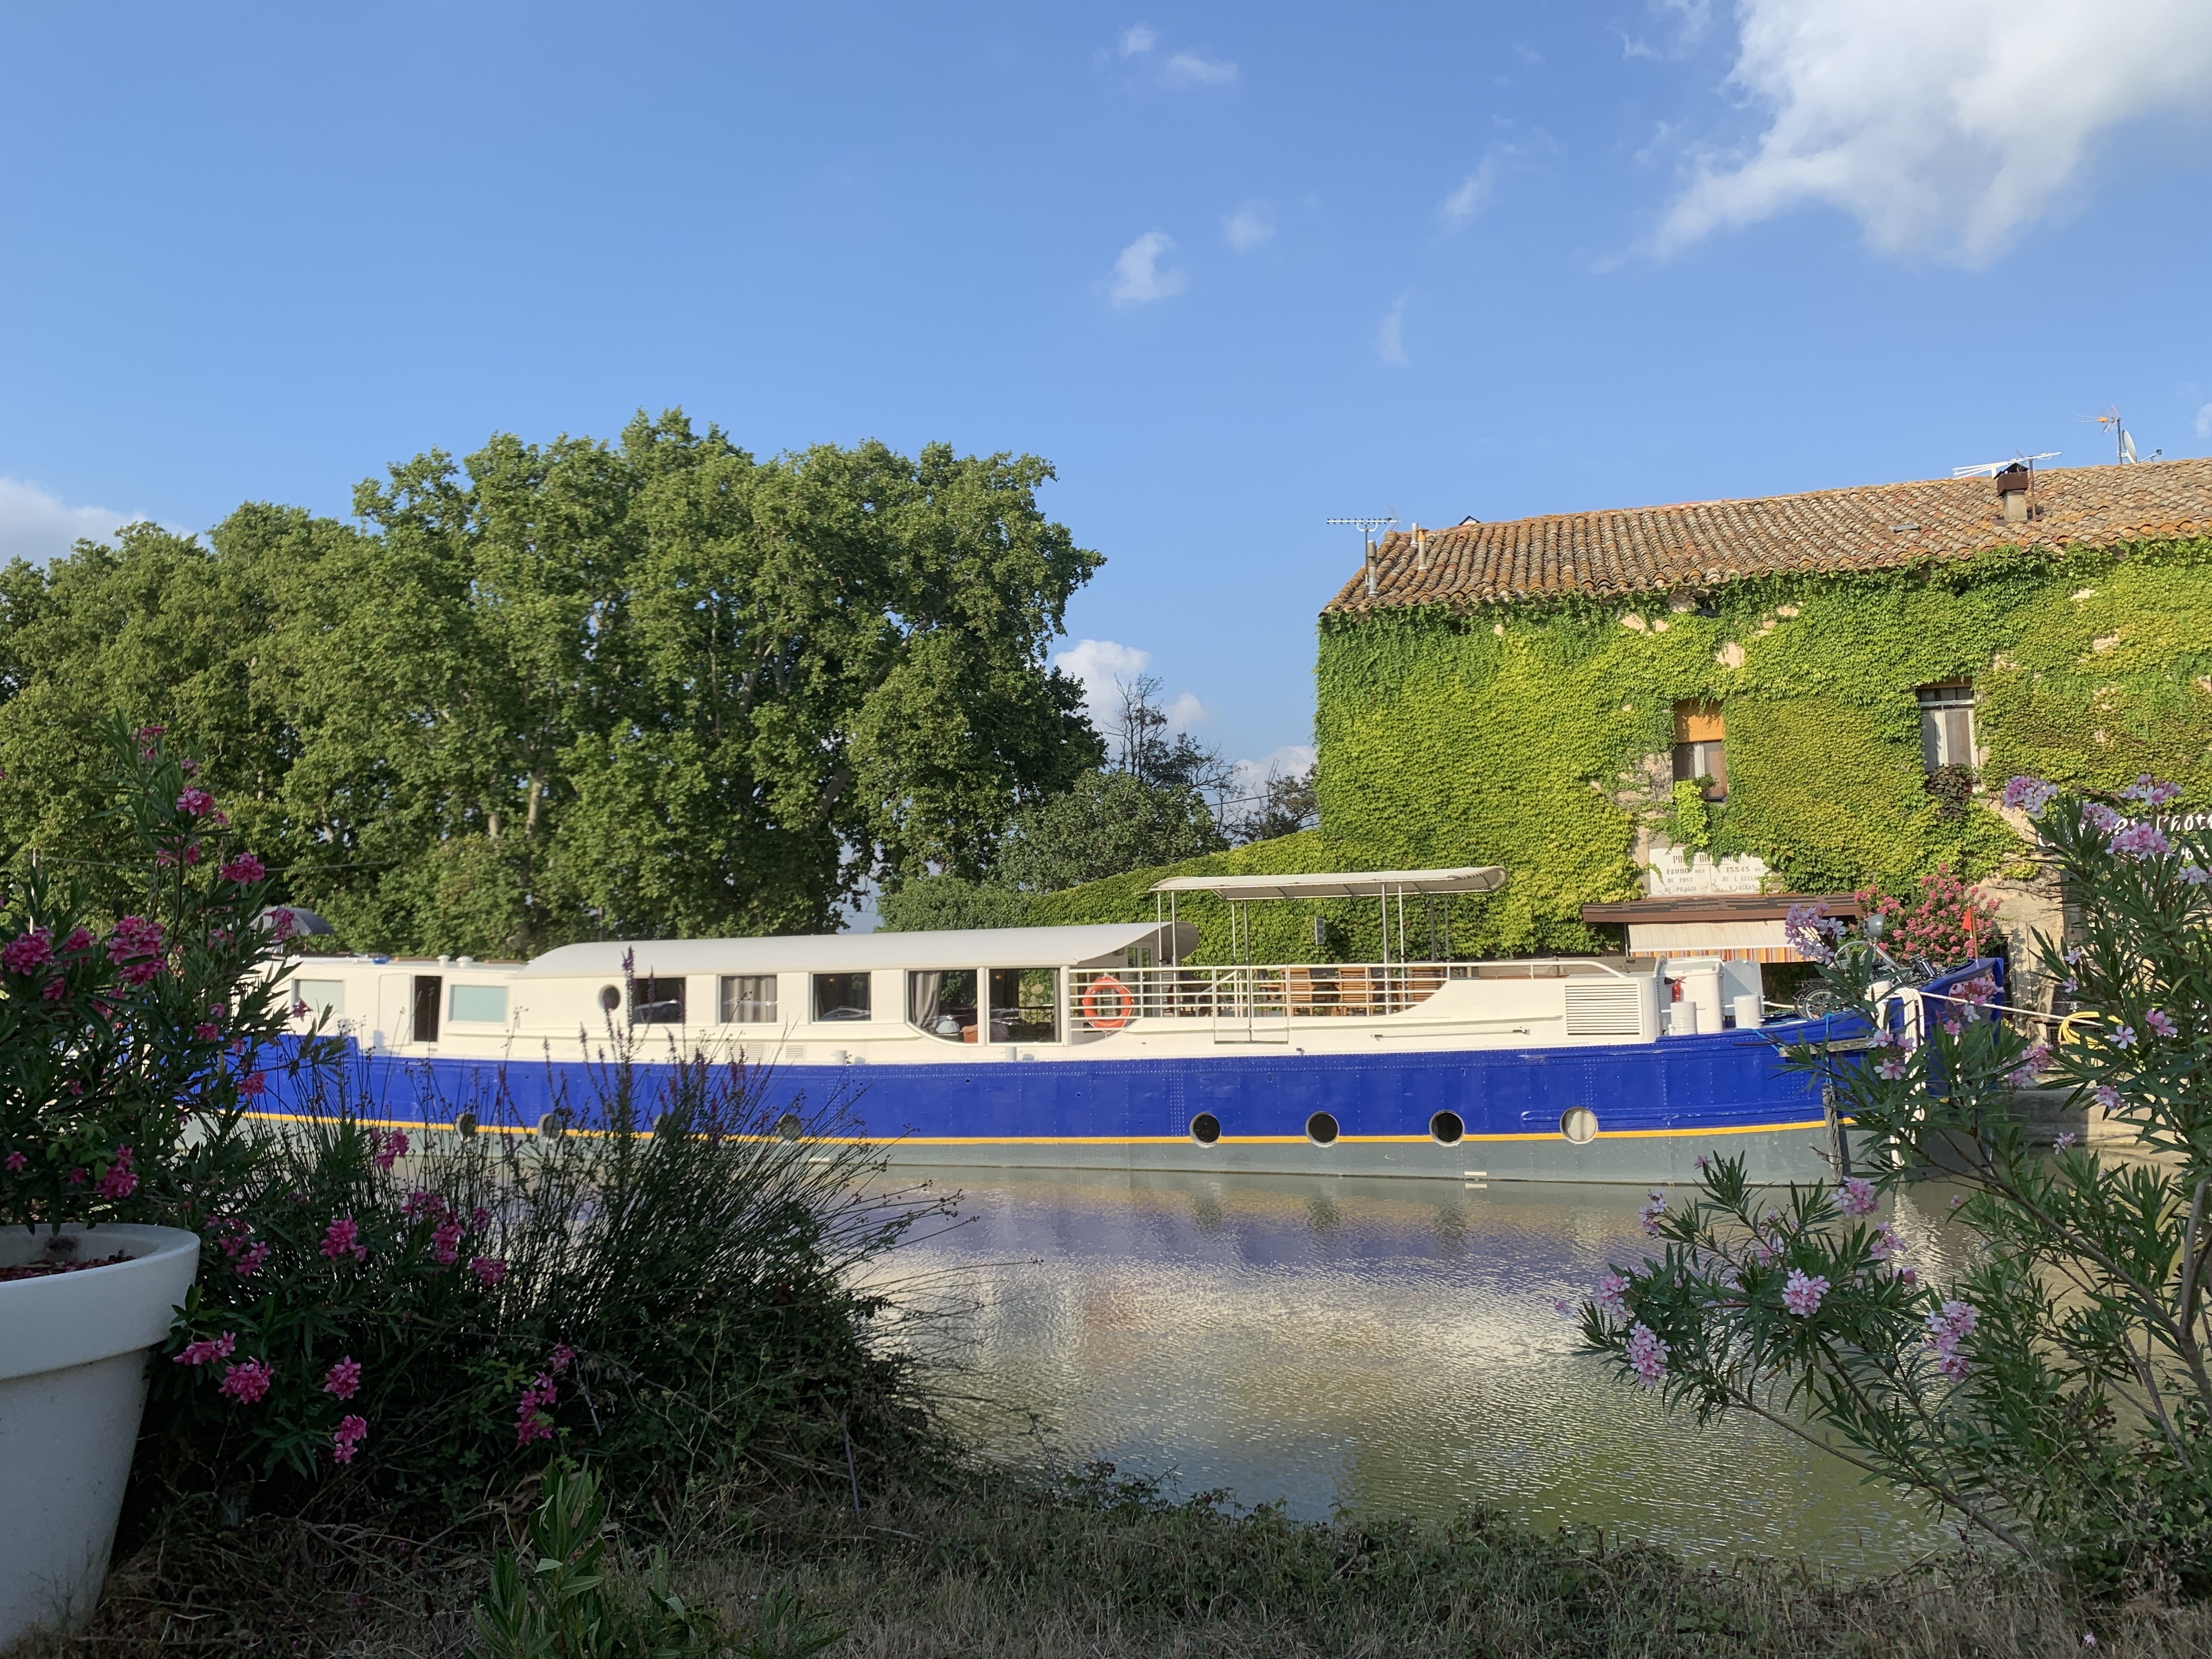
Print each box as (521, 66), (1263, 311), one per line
(0, 722), (301, 1648)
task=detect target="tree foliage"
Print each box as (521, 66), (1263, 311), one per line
(0, 415), (1101, 954)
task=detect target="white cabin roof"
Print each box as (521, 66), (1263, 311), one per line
(515, 921), (1196, 979)
(1148, 866), (1508, 900)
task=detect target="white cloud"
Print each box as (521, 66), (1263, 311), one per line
(1657, 0), (2212, 266)
(1107, 230), (1186, 305)
(1230, 744), (1315, 798)
(2196, 403), (2212, 439)
(1438, 156), (1504, 227)
(1051, 639), (1209, 735)
(1165, 50), (1237, 87)
(1377, 298), (1409, 366)
(0, 477), (141, 565)
(1120, 23), (1156, 57)
(1223, 202), (1274, 251)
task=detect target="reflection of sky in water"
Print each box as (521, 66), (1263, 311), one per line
(882, 1166), (1963, 1570)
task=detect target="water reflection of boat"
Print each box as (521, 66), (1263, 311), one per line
(262, 867), (1994, 1183)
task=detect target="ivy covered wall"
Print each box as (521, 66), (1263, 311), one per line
(1034, 535), (2212, 964)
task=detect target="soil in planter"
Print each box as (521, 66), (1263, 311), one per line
(0, 1251), (136, 1283)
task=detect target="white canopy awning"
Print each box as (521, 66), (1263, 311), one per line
(1147, 866), (1507, 901)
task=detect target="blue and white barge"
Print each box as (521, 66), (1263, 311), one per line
(264, 868), (1939, 1183)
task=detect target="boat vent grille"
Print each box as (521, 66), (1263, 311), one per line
(1565, 978), (1645, 1039)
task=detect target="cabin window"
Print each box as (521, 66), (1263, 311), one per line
(1672, 700), (1727, 801)
(295, 978), (345, 1019)
(908, 969), (979, 1041)
(449, 984), (508, 1024)
(719, 974), (777, 1023)
(812, 972), (872, 1022)
(989, 967), (1060, 1043)
(630, 977), (686, 1025)
(1918, 682), (1978, 772)
(412, 975), (442, 1043)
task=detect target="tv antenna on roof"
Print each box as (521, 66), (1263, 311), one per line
(1953, 452), (2058, 478)
(2092, 407), (2158, 465)
(1327, 515), (1396, 597)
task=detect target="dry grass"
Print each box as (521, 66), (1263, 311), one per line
(23, 1476), (2212, 1659)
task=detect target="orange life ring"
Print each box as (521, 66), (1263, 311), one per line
(1080, 974), (1136, 1030)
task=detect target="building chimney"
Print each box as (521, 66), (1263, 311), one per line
(1995, 462), (2030, 524)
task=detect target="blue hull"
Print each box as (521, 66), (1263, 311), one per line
(255, 963), (1995, 1185)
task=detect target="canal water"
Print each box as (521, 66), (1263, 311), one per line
(884, 1165), (1961, 1572)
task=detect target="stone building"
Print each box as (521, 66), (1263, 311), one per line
(1312, 459), (2212, 992)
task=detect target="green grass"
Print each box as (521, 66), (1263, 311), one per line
(36, 1469), (2212, 1658)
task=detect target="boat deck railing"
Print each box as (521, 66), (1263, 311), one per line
(1074, 957), (1628, 1033)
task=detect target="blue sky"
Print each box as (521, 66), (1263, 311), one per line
(3, 2), (2210, 783)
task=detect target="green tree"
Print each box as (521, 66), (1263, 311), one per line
(996, 769), (1227, 893)
(875, 874), (1034, 932)
(0, 414), (1102, 953)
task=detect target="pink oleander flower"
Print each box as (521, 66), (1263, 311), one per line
(239, 1070), (267, 1097)
(1639, 1190), (1667, 1235)
(1895, 1266), (1918, 1287)
(3, 1150), (24, 1172)
(194, 1021), (222, 1041)
(1870, 1222), (1904, 1261)
(2181, 865), (2211, 886)
(332, 1414), (368, 1465)
(97, 1145), (138, 1199)
(432, 1217), (463, 1265)
(471, 1256), (507, 1286)
(1784, 902), (1841, 963)
(67, 1166), (87, 1186)
(2008, 1042), (2052, 1088)
(219, 854), (266, 884)
(1553, 1297), (1575, 1319)
(233, 1240), (270, 1276)
(2, 927), (53, 975)
(174, 1332), (237, 1366)
(1592, 1270), (1630, 1321)
(1693, 1154), (1711, 1173)
(2083, 802), (2122, 836)
(1925, 1298), (1978, 1380)
(1956, 976), (1997, 1008)
(549, 1344), (576, 1374)
(515, 1375), (558, 1444)
(2001, 775), (2058, 815)
(118, 958), (162, 988)
(2095, 1083), (2123, 1111)
(402, 1189), (444, 1220)
(218, 1359), (274, 1403)
(320, 1216), (367, 1263)
(2109, 820), (2171, 860)
(176, 787), (216, 816)
(106, 915), (164, 962)
(2119, 775), (2182, 808)
(2055, 1131), (2078, 1149)
(41, 975), (65, 1001)
(470, 1205), (492, 1231)
(2108, 1024), (2136, 1051)
(1782, 1269), (1830, 1317)
(1624, 1322), (1670, 1387)
(323, 1356), (362, 1400)
(134, 722), (165, 741)
(1876, 1055), (1907, 1081)
(373, 1130), (409, 1171)
(2146, 1008), (2177, 1040)
(1838, 1177), (1877, 1217)
(60, 926), (92, 956)
(1940, 1018), (1963, 1038)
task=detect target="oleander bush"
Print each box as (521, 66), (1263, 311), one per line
(1577, 772), (2212, 1595)
(144, 1048), (950, 1521)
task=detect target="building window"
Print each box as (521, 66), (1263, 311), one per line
(1672, 701), (1727, 801)
(719, 974), (777, 1024)
(1918, 683), (1977, 771)
(812, 972), (872, 1022)
(295, 978), (345, 1019)
(907, 968), (978, 1040)
(630, 977), (686, 1025)
(413, 975), (442, 1043)
(449, 984), (509, 1023)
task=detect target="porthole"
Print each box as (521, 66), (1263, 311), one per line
(536, 1111), (571, 1139)
(454, 1111), (479, 1136)
(1189, 1112), (1222, 1146)
(599, 985), (622, 1013)
(1306, 1111), (1340, 1146)
(1560, 1107), (1599, 1146)
(1430, 1110), (1465, 1145)
(775, 1111), (804, 1142)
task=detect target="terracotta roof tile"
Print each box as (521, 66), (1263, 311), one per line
(1322, 459), (2212, 615)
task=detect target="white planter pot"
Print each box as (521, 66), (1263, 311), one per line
(0, 1223), (200, 1649)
